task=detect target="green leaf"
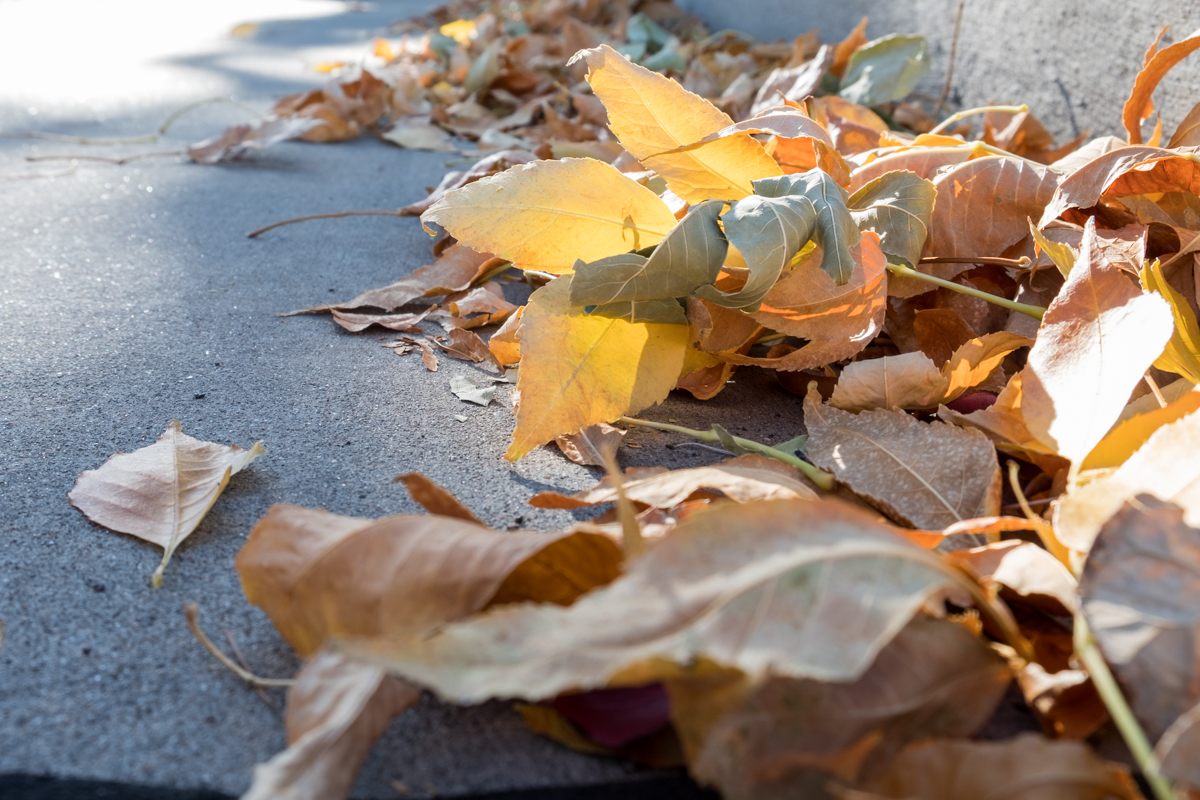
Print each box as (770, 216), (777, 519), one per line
(755, 171), (861, 285)
(587, 298), (688, 325)
(693, 194), (817, 309)
(570, 201), (727, 307)
(849, 170), (936, 268)
(711, 424), (751, 455)
(839, 34), (930, 106)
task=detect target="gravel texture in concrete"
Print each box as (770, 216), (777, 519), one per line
(0, 2), (810, 797)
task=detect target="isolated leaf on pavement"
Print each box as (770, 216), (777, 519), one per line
(669, 619), (1009, 800)
(839, 35), (930, 107)
(345, 499), (965, 701)
(507, 276), (687, 460)
(68, 421), (265, 586)
(572, 45), (781, 202)
(804, 386), (1002, 529)
(421, 158), (678, 273)
(1019, 219), (1174, 464)
(395, 473), (482, 523)
(847, 169), (936, 268)
(235, 504), (622, 658)
(1079, 497), (1200, 741)
(530, 454), (818, 509)
(450, 375), (495, 406)
(242, 650), (420, 800)
(570, 201), (728, 308)
(554, 423), (625, 467)
(187, 117), (319, 164)
(432, 328), (502, 371)
(852, 734), (1142, 800)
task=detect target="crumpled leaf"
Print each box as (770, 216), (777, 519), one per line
(421, 158), (678, 273)
(839, 35), (930, 107)
(692, 191), (816, 309)
(1020, 219), (1174, 464)
(946, 540), (1077, 615)
(804, 386), (1001, 529)
(330, 308), (431, 333)
(507, 276), (687, 460)
(753, 170), (862, 285)
(488, 306), (523, 366)
(851, 734), (1142, 800)
(570, 201), (728, 308)
(1037, 145), (1174, 227)
(848, 143), (984, 193)
(68, 421), (265, 586)
(450, 374), (495, 406)
(847, 169), (936, 268)
(345, 499), (964, 701)
(530, 454), (819, 509)
(431, 328), (501, 371)
(750, 47), (833, 116)
(669, 619), (1009, 800)
(573, 45), (781, 203)
(1123, 27), (1200, 144)
(242, 651), (420, 800)
(235, 504), (622, 658)
(187, 117), (319, 164)
(1080, 497), (1200, 741)
(554, 423), (625, 467)
(395, 473), (481, 523)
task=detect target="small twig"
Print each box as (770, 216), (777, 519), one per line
(888, 263), (1046, 320)
(26, 151), (182, 166)
(184, 603), (294, 689)
(919, 255), (1032, 269)
(1144, 373), (1168, 409)
(1007, 461), (1072, 567)
(618, 416), (836, 491)
(935, 1), (966, 114)
(929, 103), (1029, 136)
(0, 167), (76, 181)
(223, 626), (277, 708)
(1075, 614), (1181, 800)
(159, 97), (262, 135)
(0, 130), (159, 145)
(247, 210), (404, 239)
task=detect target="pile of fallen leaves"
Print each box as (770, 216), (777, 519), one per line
(61, 3), (1200, 800)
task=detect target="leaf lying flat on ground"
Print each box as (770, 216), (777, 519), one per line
(450, 374), (496, 406)
(187, 117), (319, 164)
(507, 276), (686, 460)
(395, 473), (482, 523)
(242, 650), (420, 800)
(530, 454), (818, 509)
(573, 44), (781, 202)
(421, 158), (678, 273)
(330, 308), (431, 333)
(432, 328), (501, 371)
(554, 423), (625, 467)
(1020, 219), (1173, 464)
(343, 499), (962, 702)
(235, 504), (622, 658)
(1079, 497), (1200, 741)
(804, 386), (1001, 529)
(68, 421), (264, 586)
(669, 619), (1009, 800)
(850, 734), (1142, 800)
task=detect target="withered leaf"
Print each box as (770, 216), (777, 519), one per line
(804, 386), (1002, 529)
(554, 423), (625, 467)
(449, 374), (495, 406)
(1037, 145), (1173, 227)
(187, 117), (319, 164)
(345, 499), (963, 701)
(395, 472), (482, 523)
(829, 351), (948, 412)
(431, 328), (501, 371)
(330, 307), (431, 333)
(913, 309), (976, 366)
(1123, 27), (1200, 144)
(68, 421), (265, 586)
(946, 540), (1076, 616)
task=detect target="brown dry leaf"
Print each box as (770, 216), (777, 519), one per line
(187, 117), (319, 164)
(554, 423), (625, 466)
(395, 473), (482, 523)
(848, 143), (984, 193)
(68, 421), (265, 586)
(749, 45), (833, 116)
(830, 351), (949, 412)
(421, 158), (678, 273)
(851, 734), (1143, 800)
(1156, 700), (1200, 792)
(669, 618), (1010, 800)
(488, 305), (523, 366)
(573, 45), (781, 203)
(447, 284), (517, 322)
(242, 650), (420, 800)
(1123, 27), (1200, 144)
(1169, 101), (1200, 148)
(430, 328), (502, 371)
(1080, 497), (1200, 741)
(235, 504), (622, 658)
(1037, 145), (1174, 227)
(506, 277), (686, 460)
(530, 454), (819, 509)
(1020, 219), (1174, 464)
(1017, 662), (1109, 740)
(939, 332), (1032, 402)
(946, 540), (1076, 616)
(330, 307), (432, 333)
(913, 309), (976, 366)
(804, 386), (1002, 529)
(413, 336), (439, 371)
(830, 17), (869, 78)
(344, 499), (964, 701)
(938, 372), (1063, 472)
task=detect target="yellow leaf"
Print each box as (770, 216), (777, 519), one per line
(421, 158), (678, 274)
(1142, 258), (1200, 383)
(941, 332), (1034, 402)
(1082, 387), (1200, 471)
(507, 277), (687, 460)
(573, 45), (780, 203)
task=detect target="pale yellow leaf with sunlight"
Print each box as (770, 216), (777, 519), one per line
(573, 45), (781, 203)
(1081, 387), (1200, 471)
(507, 276), (687, 460)
(421, 158), (678, 273)
(941, 332), (1034, 401)
(1020, 219), (1174, 465)
(68, 421), (265, 586)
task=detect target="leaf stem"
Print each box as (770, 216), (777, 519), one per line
(0, 130), (160, 145)
(159, 97), (262, 135)
(929, 104), (1029, 135)
(919, 256), (1032, 269)
(184, 603), (294, 689)
(887, 263), (1046, 320)
(1075, 614), (1180, 800)
(617, 416), (836, 491)
(1006, 461), (1072, 568)
(247, 210), (404, 239)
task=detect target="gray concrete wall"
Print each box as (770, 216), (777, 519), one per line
(679, 0), (1200, 141)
